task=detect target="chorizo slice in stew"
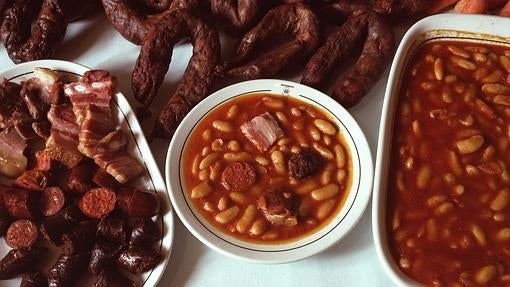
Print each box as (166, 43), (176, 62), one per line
(220, 161), (256, 192)
(5, 219), (38, 249)
(79, 187), (116, 219)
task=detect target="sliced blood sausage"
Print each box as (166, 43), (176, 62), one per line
(79, 187), (116, 219)
(220, 161), (256, 191)
(6, 219), (38, 249)
(67, 160), (96, 193)
(116, 188), (159, 218)
(128, 217), (161, 246)
(1, 185), (40, 220)
(0, 247), (46, 280)
(47, 252), (89, 287)
(116, 245), (161, 274)
(41, 186), (65, 216)
(61, 220), (97, 255)
(92, 167), (120, 189)
(95, 268), (136, 287)
(14, 170), (50, 191)
(288, 150), (321, 179)
(97, 215), (127, 245)
(40, 205), (84, 245)
(258, 188), (298, 226)
(89, 242), (122, 275)
(21, 271), (47, 287)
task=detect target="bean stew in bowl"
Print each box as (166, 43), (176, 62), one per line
(167, 79), (373, 263)
(373, 14), (510, 287)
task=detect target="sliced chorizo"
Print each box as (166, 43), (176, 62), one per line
(79, 187), (117, 219)
(220, 161), (256, 191)
(5, 219), (38, 249)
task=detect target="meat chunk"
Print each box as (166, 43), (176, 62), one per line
(0, 79), (25, 129)
(46, 104), (83, 168)
(0, 126), (28, 178)
(258, 188), (298, 226)
(94, 152), (144, 184)
(240, 112), (284, 152)
(288, 150), (321, 179)
(0, 247), (46, 280)
(14, 170), (50, 191)
(221, 161), (256, 191)
(67, 160), (96, 193)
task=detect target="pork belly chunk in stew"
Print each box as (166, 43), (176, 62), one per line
(258, 188), (298, 227)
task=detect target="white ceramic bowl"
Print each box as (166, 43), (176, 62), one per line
(0, 60), (174, 286)
(166, 79), (373, 263)
(372, 14), (510, 286)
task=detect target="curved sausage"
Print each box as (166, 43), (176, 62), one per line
(79, 187), (117, 219)
(225, 3), (320, 80)
(301, 13), (368, 88)
(131, 9), (220, 138)
(0, 0), (67, 63)
(67, 160), (96, 193)
(92, 167), (120, 189)
(0, 247), (46, 280)
(5, 219), (38, 249)
(209, 0), (261, 30)
(117, 188), (159, 217)
(331, 11), (394, 108)
(41, 186), (65, 216)
(62, 0), (101, 22)
(40, 205), (84, 245)
(116, 245), (161, 273)
(2, 185), (40, 220)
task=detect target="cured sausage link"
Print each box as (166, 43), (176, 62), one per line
(0, 0), (67, 63)
(131, 9), (220, 139)
(47, 252), (89, 287)
(210, 0), (260, 30)
(225, 3), (320, 80)
(332, 12), (394, 108)
(100, 0), (151, 45)
(301, 13), (368, 88)
(0, 247), (46, 280)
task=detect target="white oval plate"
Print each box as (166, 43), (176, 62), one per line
(372, 14), (510, 287)
(166, 79), (373, 264)
(0, 59), (174, 286)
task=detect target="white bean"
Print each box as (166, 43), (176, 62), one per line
(271, 150), (286, 174)
(236, 205), (257, 233)
(198, 169), (209, 181)
(250, 219), (266, 236)
(227, 140), (240, 152)
(313, 143), (334, 160)
(309, 126), (321, 141)
(212, 120), (233, 133)
(215, 206), (240, 224)
(229, 192), (247, 205)
(191, 155), (200, 175)
(211, 139), (224, 151)
(202, 129), (212, 141)
(313, 119), (336, 135)
(226, 105), (239, 119)
(218, 196), (229, 211)
(296, 181), (318, 195)
(224, 152), (251, 161)
(191, 181), (213, 199)
(316, 199), (336, 220)
(334, 145), (346, 168)
(255, 156), (270, 166)
(311, 184), (339, 201)
(199, 153), (219, 170)
(262, 97), (284, 109)
(275, 111), (288, 125)
(490, 188), (509, 211)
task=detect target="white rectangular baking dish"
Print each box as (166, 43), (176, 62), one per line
(372, 13), (510, 286)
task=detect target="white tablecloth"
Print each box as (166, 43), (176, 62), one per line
(0, 13), (400, 287)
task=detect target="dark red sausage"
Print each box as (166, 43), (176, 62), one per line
(1, 185), (40, 220)
(116, 245), (161, 274)
(0, 194), (10, 236)
(288, 150), (321, 179)
(92, 168), (120, 189)
(47, 252), (89, 287)
(97, 215), (127, 245)
(6, 219), (38, 249)
(61, 220), (97, 255)
(89, 242), (122, 275)
(117, 188), (159, 218)
(21, 271), (47, 287)
(41, 186), (65, 216)
(40, 205), (84, 245)
(79, 187), (116, 219)
(95, 268), (136, 287)
(220, 161), (256, 191)
(0, 247), (47, 280)
(128, 217), (161, 246)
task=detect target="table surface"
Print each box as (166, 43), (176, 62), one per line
(0, 12), (408, 287)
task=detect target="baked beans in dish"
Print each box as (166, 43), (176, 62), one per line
(181, 93), (352, 243)
(387, 40), (510, 286)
